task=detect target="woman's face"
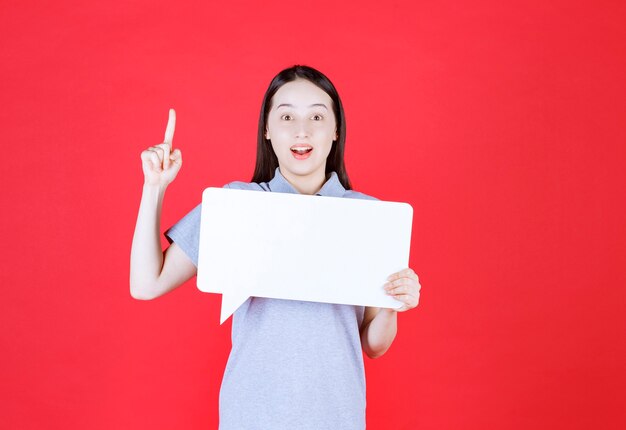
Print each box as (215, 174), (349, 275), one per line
(265, 79), (337, 183)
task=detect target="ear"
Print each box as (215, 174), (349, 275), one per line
(265, 129), (270, 140)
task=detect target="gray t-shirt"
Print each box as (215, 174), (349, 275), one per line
(165, 167), (377, 430)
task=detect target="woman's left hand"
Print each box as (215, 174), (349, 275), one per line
(384, 268), (421, 312)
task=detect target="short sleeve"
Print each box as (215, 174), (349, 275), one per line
(164, 203), (202, 267)
(164, 184), (232, 267)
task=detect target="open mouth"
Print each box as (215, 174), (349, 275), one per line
(290, 146), (313, 155)
(290, 145), (313, 159)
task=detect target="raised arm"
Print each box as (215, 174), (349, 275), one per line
(130, 109), (196, 300)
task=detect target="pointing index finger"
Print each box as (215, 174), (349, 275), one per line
(164, 108), (176, 147)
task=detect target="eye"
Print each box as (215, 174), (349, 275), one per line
(311, 114), (323, 121)
(280, 114), (292, 121)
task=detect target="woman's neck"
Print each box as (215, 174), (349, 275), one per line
(279, 168), (328, 195)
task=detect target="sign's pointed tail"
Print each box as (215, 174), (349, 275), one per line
(220, 291), (249, 324)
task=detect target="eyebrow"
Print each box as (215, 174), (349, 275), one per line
(275, 103), (329, 110)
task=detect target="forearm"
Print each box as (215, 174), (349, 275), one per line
(130, 184), (168, 299)
(361, 308), (397, 359)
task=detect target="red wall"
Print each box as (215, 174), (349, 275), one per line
(1, 1), (625, 428)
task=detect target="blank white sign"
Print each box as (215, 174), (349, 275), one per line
(196, 188), (413, 324)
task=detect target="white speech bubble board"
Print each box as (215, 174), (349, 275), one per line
(197, 188), (413, 324)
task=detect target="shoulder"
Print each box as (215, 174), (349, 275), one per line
(342, 189), (379, 201)
(223, 181), (269, 191)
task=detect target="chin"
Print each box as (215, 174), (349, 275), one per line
(281, 161), (324, 177)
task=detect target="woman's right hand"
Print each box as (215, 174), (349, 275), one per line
(140, 108), (183, 187)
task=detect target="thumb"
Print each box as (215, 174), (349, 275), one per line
(170, 148), (182, 164)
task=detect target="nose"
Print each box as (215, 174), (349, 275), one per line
(294, 119), (310, 139)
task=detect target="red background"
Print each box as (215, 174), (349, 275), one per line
(1, 1), (625, 428)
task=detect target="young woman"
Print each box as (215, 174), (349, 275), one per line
(130, 65), (421, 429)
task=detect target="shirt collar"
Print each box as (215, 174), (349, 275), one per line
(268, 167), (345, 197)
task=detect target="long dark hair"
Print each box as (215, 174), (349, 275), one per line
(251, 65), (352, 190)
